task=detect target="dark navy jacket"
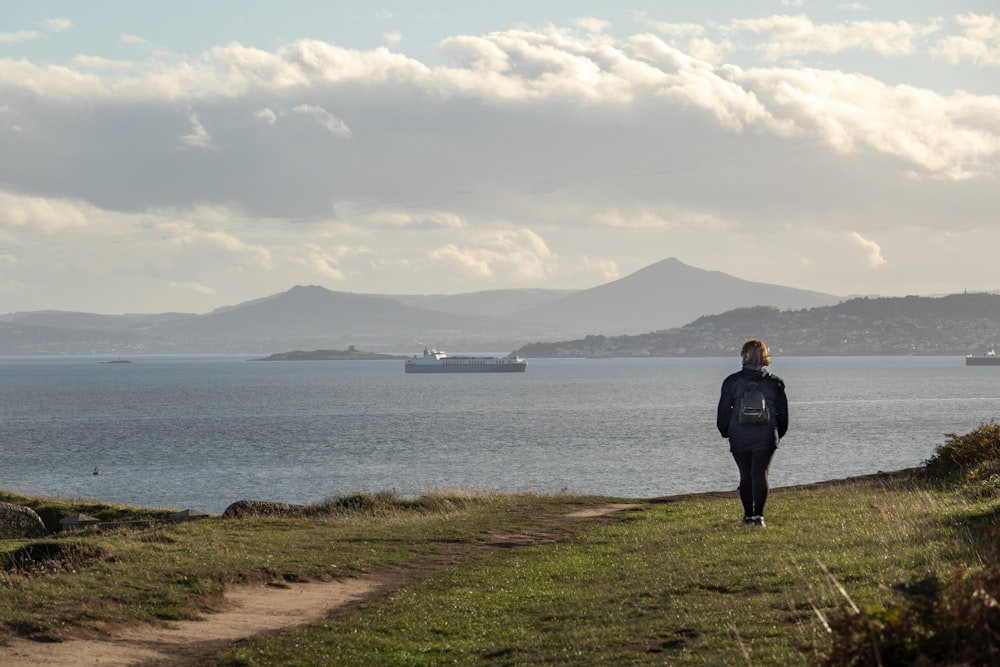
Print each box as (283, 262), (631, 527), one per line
(717, 365), (788, 452)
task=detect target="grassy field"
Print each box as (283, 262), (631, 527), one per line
(2, 426), (999, 665)
(0, 476), (995, 666)
(211, 474), (992, 666)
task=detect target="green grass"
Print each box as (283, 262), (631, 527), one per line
(1, 469), (996, 664)
(0, 491), (601, 641)
(210, 474), (992, 666)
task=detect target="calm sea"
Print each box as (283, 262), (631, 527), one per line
(1, 355), (998, 514)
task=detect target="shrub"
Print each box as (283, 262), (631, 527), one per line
(1, 541), (104, 576)
(923, 422), (1000, 483)
(823, 565), (1000, 666)
(306, 491), (409, 516)
(821, 424), (1000, 664)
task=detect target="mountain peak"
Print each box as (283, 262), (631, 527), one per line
(511, 257), (841, 334)
(287, 284), (330, 294)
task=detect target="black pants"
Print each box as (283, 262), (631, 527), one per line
(732, 448), (776, 517)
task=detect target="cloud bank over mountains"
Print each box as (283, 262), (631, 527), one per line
(0, 7), (998, 313)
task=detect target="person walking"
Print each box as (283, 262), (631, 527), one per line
(716, 339), (788, 528)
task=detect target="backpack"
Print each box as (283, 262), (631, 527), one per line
(737, 377), (771, 425)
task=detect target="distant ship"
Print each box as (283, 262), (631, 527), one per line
(965, 350), (1000, 366)
(404, 348), (527, 373)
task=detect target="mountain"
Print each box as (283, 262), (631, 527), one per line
(138, 285), (556, 353)
(1, 310), (194, 330)
(0, 258), (843, 354)
(510, 258), (842, 334)
(0, 287), (552, 355)
(389, 288), (574, 318)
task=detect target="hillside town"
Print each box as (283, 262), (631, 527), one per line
(515, 295), (1000, 358)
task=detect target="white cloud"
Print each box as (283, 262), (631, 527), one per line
(428, 243), (493, 277)
(574, 17), (611, 34)
(954, 12), (1000, 41)
(41, 18), (72, 32)
(202, 230), (271, 265)
(319, 202), (468, 232)
(0, 191), (88, 232)
(593, 205), (734, 232)
(643, 20), (706, 39)
(932, 13), (1000, 66)
(439, 35), (511, 73)
(383, 30), (402, 47)
(582, 256), (620, 281)
(178, 108), (214, 149)
(255, 107), (277, 124)
(70, 54), (140, 70)
(298, 242), (366, 281)
(638, 19), (729, 64)
(429, 229), (554, 281)
(658, 56), (778, 133)
(0, 23), (988, 183)
(0, 30), (41, 44)
(169, 280), (217, 295)
(291, 104), (352, 137)
(850, 232), (886, 267)
(158, 219), (272, 268)
(736, 66), (1000, 179)
(231, 43), (316, 89)
(730, 14), (941, 59)
(120, 33), (153, 47)
(0, 25), (993, 187)
(276, 39), (426, 86)
(307, 256), (347, 281)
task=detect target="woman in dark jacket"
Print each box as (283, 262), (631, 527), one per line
(717, 339), (788, 528)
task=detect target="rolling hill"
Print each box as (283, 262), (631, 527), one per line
(0, 258), (843, 354)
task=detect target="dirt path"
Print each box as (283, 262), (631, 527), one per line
(1, 504), (637, 667)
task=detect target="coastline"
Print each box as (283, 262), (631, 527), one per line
(251, 348), (407, 361)
(2, 466), (926, 520)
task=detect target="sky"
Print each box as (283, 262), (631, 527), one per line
(1, 1), (998, 314)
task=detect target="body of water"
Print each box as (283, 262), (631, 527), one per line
(1, 355), (997, 514)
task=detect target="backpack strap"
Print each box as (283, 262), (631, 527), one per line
(734, 370), (770, 403)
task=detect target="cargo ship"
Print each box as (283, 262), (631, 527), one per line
(404, 348), (527, 373)
(966, 350), (1000, 366)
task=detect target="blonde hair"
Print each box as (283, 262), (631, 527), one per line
(741, 339), (771, 367)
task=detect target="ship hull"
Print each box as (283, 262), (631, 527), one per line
(966, 356), (1000, 366)
(405, 362), (527, 373)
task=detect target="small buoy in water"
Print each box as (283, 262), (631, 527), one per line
(93, 467), (99, 476)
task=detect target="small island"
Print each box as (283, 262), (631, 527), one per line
(253, 346), (405, 361)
